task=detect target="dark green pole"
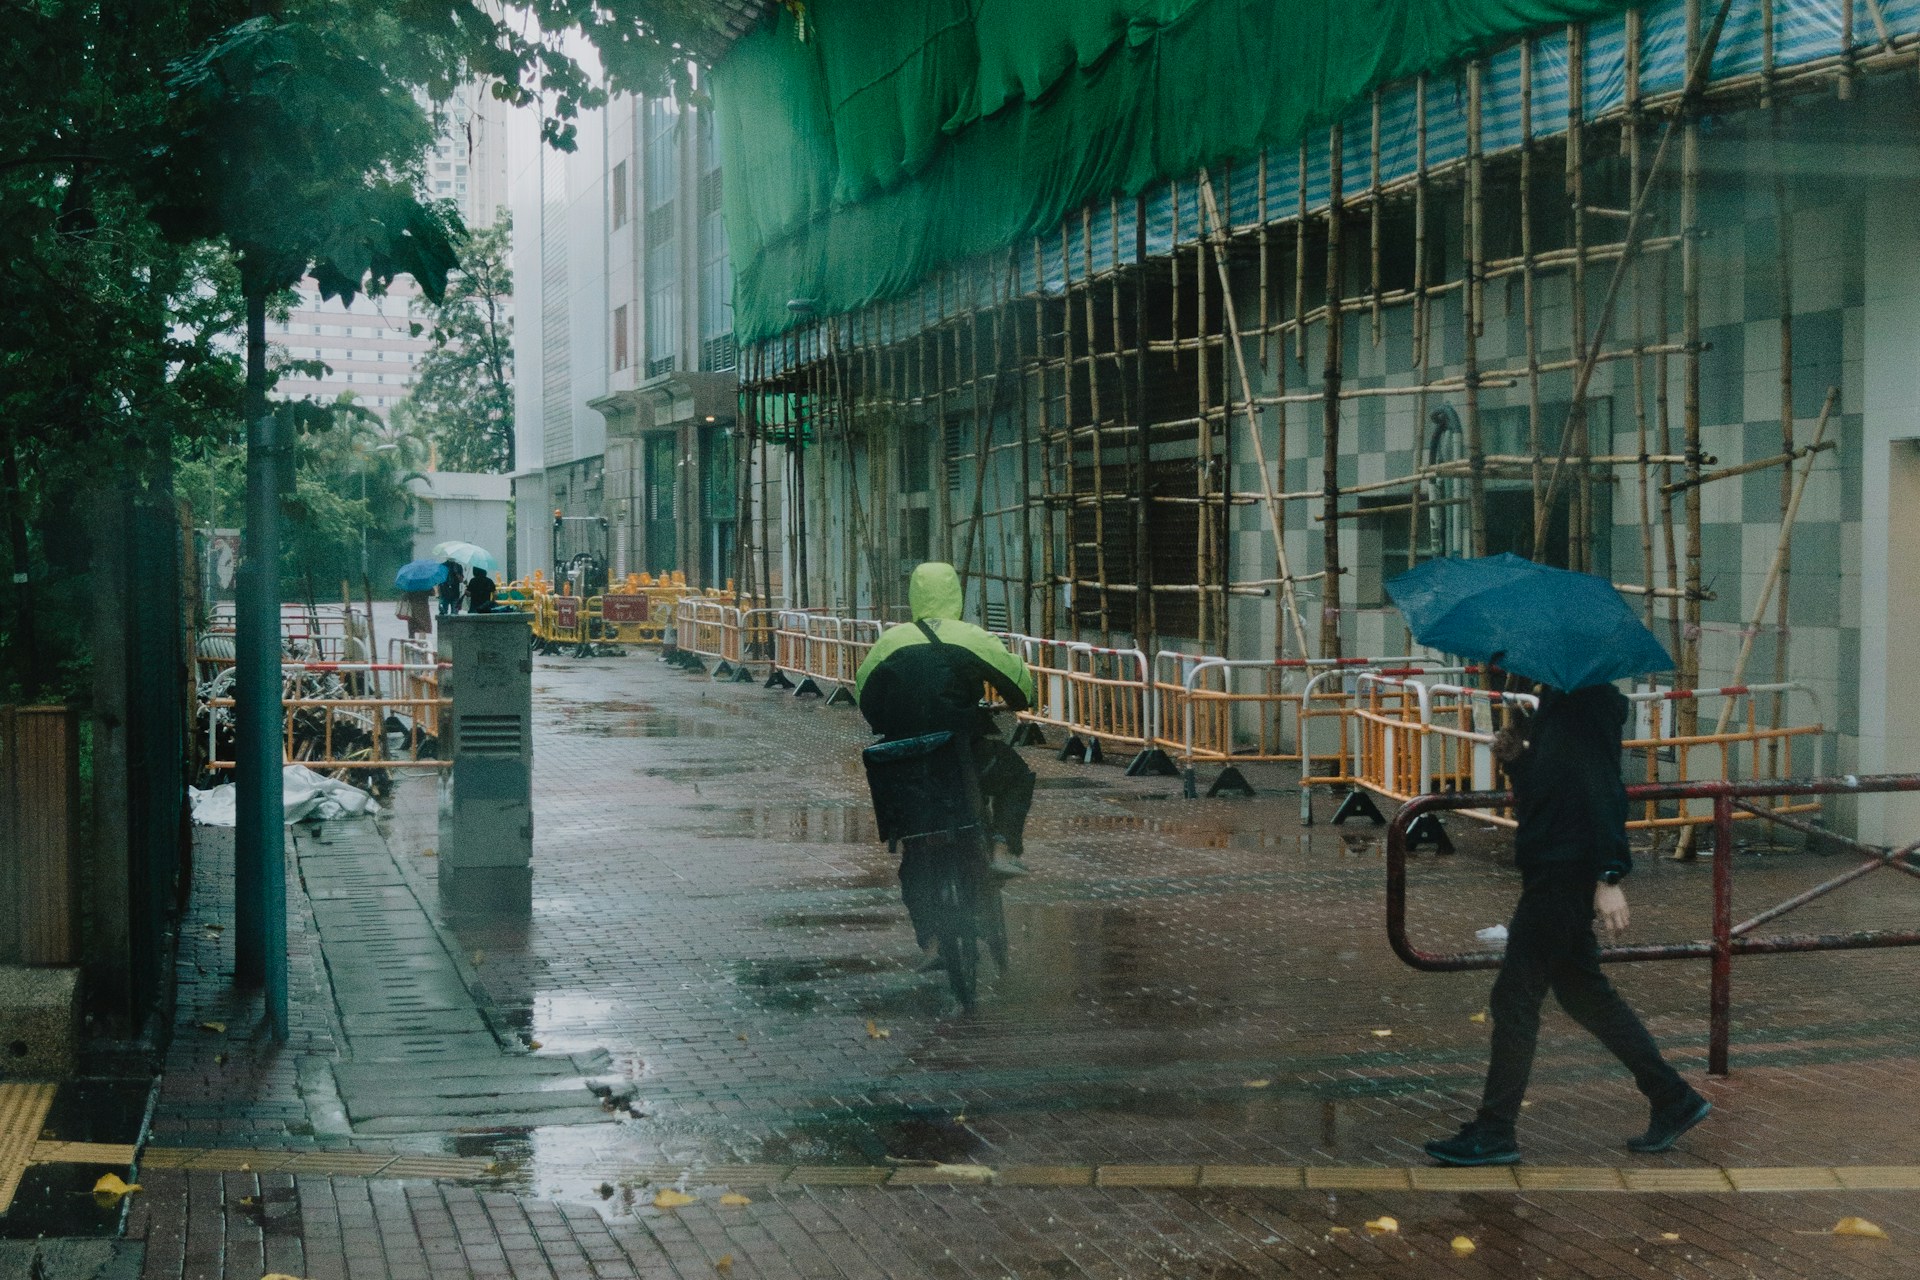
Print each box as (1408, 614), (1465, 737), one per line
(233, 287), (288, 1039)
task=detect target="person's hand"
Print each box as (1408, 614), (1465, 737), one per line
(1594, 883), (1630, 934)
(1491, 726), (1529, 766)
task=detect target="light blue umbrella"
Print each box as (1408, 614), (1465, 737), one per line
(394, 559), (449, 592)
(430, 540), (499, 573)
(1386, 553), (1674, 691)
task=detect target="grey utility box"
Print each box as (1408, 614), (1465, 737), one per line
(438, 613), (534, 912)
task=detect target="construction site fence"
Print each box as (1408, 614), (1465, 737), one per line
(200, 689), (451, 774)
(198, 603), (374, 670)
(640, 609), (1830, 829)
(1307, 673), (1825, 834)
(513, 587), (772, 649)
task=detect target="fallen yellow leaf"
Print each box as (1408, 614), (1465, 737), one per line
(261, 1275), (307, 1280)
(953, 1114), (966, 1123)
(653, 1188), (697, 1209)
(1659, 1232), (1681, 1242)
(865, 1020), (891, 1040)
(472, 950), (486, 965)
(719, 1192), (752, 1206)
(421, 848), (436, 858)
(1370, 1029), (1393, 1038)
(715, 1256), (734, 1273)
(1469, 1011), (1488, 1024)
(199, 1021), (227, 1034)
(1364, 1216), (1398, 1235)
(1450, 1236), (1475, 1257)
(92, 1173), (141, 1199)
(528, 1039), (543, 1050)
(1243, 1079), (1271, 1089)
(1327, 1226), (1350, 1236)
(1834, 1217), (1888, 1240)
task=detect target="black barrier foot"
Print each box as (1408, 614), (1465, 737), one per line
(1009, 722), (1046, 748)
(1406, 811), (1455, 854)
(714, 660), (734, 678)
(1125, 747), (1180, 777)
(793, 676), (824, 699)
(765, 669), (795, 691)
(1059, 735), (1103, 765)
(1206, 766), (1258, 798)
(1331, 788), (1387, 826)
(731, 664), (757, 683)
(826, 685), (856, 706)
(685, 657), (708, 675)
(1182, 767), (1199, 799)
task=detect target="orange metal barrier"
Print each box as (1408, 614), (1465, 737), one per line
(1316, 675), (1827, 846)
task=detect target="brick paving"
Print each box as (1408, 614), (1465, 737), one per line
(122, 651), (1920, 1277)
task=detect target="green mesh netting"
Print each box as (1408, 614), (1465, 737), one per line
(713, 0), (1646, 344)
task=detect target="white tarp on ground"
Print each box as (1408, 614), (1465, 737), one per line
(189, 765), (382, 827)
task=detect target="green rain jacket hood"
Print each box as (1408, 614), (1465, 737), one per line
(854, 563), (1035, 713)
(909, 562), (964, 622)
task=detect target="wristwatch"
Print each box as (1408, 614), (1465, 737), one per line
(1600, 869), (1625, 886)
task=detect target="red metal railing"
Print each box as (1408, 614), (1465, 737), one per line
(1386, 775), (1920, 1076)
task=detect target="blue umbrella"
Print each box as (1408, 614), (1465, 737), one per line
(395, 559), (449, 592)
(1386, 553), (1674, 691)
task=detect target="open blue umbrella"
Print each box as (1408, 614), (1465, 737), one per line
(395, 559), (449, 592)
(1386, 553), (1674, 691)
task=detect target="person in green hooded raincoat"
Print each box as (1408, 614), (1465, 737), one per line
(856, 563), (1038, 901)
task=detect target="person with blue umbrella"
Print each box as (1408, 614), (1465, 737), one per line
(393, 560), (448, 639)
(1389, 555), (1710, 1167)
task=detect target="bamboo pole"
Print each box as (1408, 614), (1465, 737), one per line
(1568, 26), (1594, 572)
(1464, 62), (1489, 558)
(1197, 173), (1313, 659)
(1320, 123), (1346, 659)
(1707, 388), (1837, 738)
(1771, 95), (1796, 749)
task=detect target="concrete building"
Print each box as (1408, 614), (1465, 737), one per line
(509, 81), (746, 589)
(407, 472), (512, 567)
(272, 83), (512, 420)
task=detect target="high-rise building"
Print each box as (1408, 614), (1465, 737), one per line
(270, 83), (511, 421)
(510, 77), (745, 588)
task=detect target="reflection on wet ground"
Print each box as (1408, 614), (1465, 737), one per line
(369, 654), (1920, 1210)
(0, 1078), (153, 1240)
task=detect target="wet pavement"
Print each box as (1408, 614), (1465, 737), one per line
(120, 650), (1920, 1277)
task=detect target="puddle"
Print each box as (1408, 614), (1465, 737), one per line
(708, 807), (879, 844)
(734, 956), (891, 987)
(753, 1112), (984, 1166)
(0, 1077), (153, 1241)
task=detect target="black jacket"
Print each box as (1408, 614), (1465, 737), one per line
(1507, 685), (1632, 880)
(858, 628), (1029, 742)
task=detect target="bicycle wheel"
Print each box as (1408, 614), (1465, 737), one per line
(933, 838), (982, 1009)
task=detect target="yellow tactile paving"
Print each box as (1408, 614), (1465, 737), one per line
(1410, 1165), (1522, 1191)
(22, 1144), (1920, 1196)
(995, 1165), (1094, 1187)
(29, 1140), (136, 1167)
(1518, 1166), (1629, 1192)
(1095, 1164), (1199, 1188)
(0, 1083), (58, 1215)
(1306, 1166), (1414, 1191)
(1199, 1165), (1306, 1189)
(1723, 1166), (1843, 1192)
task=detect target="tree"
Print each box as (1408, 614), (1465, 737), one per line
(402, 212), (515, 473)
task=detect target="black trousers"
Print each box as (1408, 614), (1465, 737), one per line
(974, 735), (1036, 857)
(1476, 864), (1688, 1134)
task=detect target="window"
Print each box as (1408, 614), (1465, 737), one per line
(644, 98), (679, 375)
(612, 304), (629, 371)
(416, 502), (435, 534)
(610, 161), (628, 230)
(697, 111), (733, 370)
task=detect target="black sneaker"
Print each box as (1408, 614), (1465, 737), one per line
(1424, 1124), (1520, 1166)
(1627, 1091), (1711, 1154)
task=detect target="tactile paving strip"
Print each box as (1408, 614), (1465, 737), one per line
(0, 1083), (58, 1214)
(25, 1143), (1920, 1195)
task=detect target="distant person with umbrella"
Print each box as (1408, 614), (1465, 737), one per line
(394, 559), (450, 640)
(1389, 554), (1710, 1167)
(438, 560), (465, 617)
(464, 566), (497, 614)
